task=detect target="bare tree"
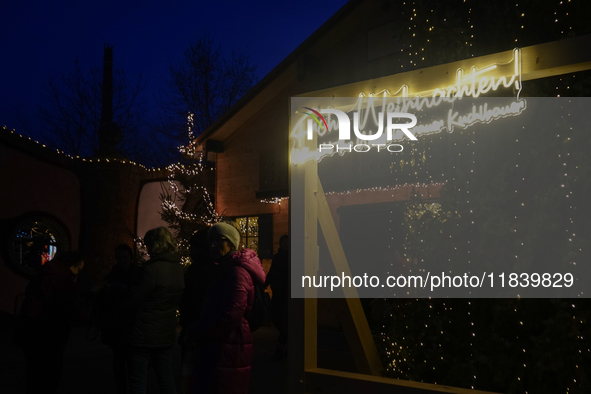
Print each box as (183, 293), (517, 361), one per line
(37, 60), (161, 164)
(156, 37), (256, 255)
(159, 37), (257, 153)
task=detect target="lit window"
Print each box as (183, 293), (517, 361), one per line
(236, 216), (259, 253)
(231, 214), (273, 258)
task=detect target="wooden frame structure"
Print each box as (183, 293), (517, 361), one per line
(288, 34), (591, 394)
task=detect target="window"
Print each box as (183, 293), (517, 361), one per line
(232, 214), (273, 259)
(257, 150), (288, 198)
(236, 216), (259, 252)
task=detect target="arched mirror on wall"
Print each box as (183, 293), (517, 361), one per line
(2, 214), (70, 277)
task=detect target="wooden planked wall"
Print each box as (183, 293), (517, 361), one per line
(215, 91), (291, 271)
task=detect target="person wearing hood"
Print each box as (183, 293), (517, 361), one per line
(126, 227), (184, 394)
(188, 221), (266, 394)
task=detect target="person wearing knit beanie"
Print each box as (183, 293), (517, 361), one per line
(193, 220), (265, 393)
(208, 221), (241, 259)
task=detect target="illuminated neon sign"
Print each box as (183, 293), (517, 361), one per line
(291, 49), (525, 164)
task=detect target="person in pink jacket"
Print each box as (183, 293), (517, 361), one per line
(188, 221), (266, 394)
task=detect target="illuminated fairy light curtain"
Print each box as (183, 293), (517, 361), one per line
(371, 103), (591, 391)
(520, 14), (591, 386)
(391, 0), (474, 70)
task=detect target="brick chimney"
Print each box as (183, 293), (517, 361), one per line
(96, 45), (122, 157)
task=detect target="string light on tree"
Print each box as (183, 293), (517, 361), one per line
(159, 113), (222, 263)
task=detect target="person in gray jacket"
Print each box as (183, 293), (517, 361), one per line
(126, 227), (185, 394)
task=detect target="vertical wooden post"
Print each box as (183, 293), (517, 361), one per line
(315, 177), (383, 376)
(303, 159), (318, 371)
(289, 112), (318, 393)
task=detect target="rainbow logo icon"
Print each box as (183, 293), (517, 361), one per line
(302, 107), (329, 131)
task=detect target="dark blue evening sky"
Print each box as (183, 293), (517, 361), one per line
(0, 0), (349, 136)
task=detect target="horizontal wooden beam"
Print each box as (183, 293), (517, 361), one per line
(520, 33), (591, 81)
(305, 368), (502, 394)
(300, 34), (591, 98)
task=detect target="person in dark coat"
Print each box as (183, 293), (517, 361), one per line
(126, 227), (185, 394)
(95, 243), (142, 394)
(265, 234), (289, 360)
(15, 251), (86, 394)
(179, 230), (214, 344)
(188, 221), (266, 394)
(178, 229), (214, 392)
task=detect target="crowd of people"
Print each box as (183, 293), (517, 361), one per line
(14, 222), (289, 394)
